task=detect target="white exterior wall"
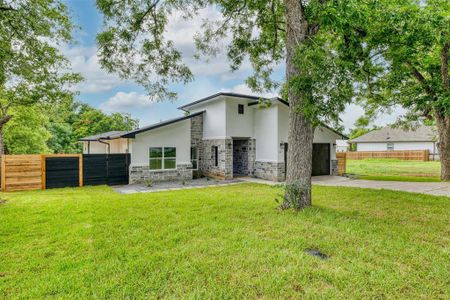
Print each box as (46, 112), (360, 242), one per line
(188, 99), (226, 139)
(226, 97), (254, 138)
(277, 104), (340, 162)
(82, 139), (129, 154)
(356, 141), (437, 153)
(253, 105), (279, 162)
(130, 120), (191, 167)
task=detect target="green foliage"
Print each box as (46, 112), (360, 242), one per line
(72, 104), (138, 141)
(96, 1), (368, 126)
(0, 0), (82, 152)
(277, 181), (310, 211)
(348, 116), (380, 140)
(3, 106), (51, 154)
(352, 0), (449, 121)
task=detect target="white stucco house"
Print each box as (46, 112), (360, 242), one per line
(349, 125), (439, 159)
(80, 92), (346, 183)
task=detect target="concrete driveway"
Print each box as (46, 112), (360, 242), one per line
(312, 176), (450, 197)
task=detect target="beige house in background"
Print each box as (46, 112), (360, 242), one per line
(79, 131), (130, 154)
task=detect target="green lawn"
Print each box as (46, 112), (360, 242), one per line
(347, 158), (442, 182)
(0, 184), (449, 298)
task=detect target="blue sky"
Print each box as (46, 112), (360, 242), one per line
(64, 0), (402, 130)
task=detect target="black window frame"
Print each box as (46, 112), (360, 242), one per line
(213, 146), (219, 167)
(238, 104), (244, 114)
(149, 147), (176, 170)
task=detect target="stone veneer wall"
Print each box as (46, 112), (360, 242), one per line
(201, 138), (233, 179)
(232, 140), (249, 175)
(130, 164), (192, 184)
(331, 159), (338, 175)
(247, 139), (256, 177)
(253, 161), (285, 182)
(190, 114), (203, 178)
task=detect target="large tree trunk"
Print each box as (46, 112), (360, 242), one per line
(436, 114), (450, 181)
(284, 0), (315, 208)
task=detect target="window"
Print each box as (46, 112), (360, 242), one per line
(191, 146), (198, 170)
(212, 146), (219, 166)
(238, 104), (244, 114)
(149, 147), (176, 170)
(387, 143), (394, 151)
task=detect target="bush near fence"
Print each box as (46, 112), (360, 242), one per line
(346, 150), (429, 161)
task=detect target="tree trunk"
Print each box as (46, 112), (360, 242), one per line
(0, 116), (12, 155)
(0, 126), (4, 155)
(436, 114), (450, 181)
(284, 0), (315, 208)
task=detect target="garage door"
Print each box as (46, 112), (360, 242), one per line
(284, 143), (330, 177)
(312, 143), (330, 176)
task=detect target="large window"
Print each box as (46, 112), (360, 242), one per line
(149, 147), (176, 170)
(191, 146), (198, 170)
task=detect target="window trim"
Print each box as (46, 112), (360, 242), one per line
(149, 146), (177, 170)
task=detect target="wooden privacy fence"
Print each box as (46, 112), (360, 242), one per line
(0, 154), (130, 192)
(346, 150), (429, 161)
(336, 152), (346, 175)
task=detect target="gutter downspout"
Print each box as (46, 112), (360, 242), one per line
(97, 139), (111, 154)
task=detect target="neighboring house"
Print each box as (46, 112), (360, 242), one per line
(349, 125), (439, 159)
(336, 140), (349, 152)
(79, 131), (130, 154)
(80, 92), (346, 183)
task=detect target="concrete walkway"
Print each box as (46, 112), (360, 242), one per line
(241, 176), (450, 197)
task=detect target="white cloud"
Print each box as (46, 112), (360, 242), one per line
(341, 104), (407, 131)
(63, 45), (125, 94)
(221, 83), (279, 98)
(165, 8), (254, 79)
(99, 91), (154, 113)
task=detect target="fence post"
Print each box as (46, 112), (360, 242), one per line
(41, 155), (46, 190)
(1, 155), (5, 192)
(79, 154), (83, 187)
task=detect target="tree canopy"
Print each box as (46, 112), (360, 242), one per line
(0, 0), (81, 153)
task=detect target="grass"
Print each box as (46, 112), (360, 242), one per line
(0, 184), (449, 298)
(347, 158), (442, 182)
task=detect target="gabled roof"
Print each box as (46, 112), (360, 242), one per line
(122, 111), (205, 138)
(79, 131), (127, 141)
(350, 125), (437, 143)
(178, 92), (284, 111)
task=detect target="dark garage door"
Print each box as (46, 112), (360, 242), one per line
(46, 157), (80, 189)
(284, 143), (330, 177)
(312, 143), (330, 176)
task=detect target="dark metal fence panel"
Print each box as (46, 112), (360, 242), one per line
(45, 157), (80, 189)
(83, 154), (108, 186)
(83, 154), (130, 186)
(106, 154), (130, 186)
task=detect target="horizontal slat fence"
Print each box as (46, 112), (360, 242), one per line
(336, 152), (346, 175)
(0, 153), (130, 192)
(1, 155), (43, 192)
(346, 150), (429, 161)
